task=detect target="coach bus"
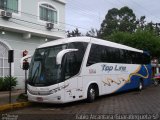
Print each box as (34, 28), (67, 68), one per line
(23, 37), (152, 103)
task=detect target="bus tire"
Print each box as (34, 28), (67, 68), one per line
(87, 85), (96, 103)
(138, 79), (143, 91)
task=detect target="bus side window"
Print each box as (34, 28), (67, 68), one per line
(68, 42), (88, 71)
(87, 43), (150, 66)
(87, 44), (101, 66)
(63, 52), (80, 80)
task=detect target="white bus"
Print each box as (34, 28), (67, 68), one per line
(25, 37), (152, 103)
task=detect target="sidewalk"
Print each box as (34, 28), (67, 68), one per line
(0, 90), (24, 105)
(0, 90), (31, 112)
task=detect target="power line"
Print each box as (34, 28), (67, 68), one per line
(3, 0), (160, 33)
(66, 4), (104, 30)
(0, 16), (66, 35)
(130, 0), (160, 22)
(115, 0), (160, 22)
(66, 0), (125, 21)
(11, 17), (66, 32)
(0, 6), (90, 31)
(66, 6), (101, 20)
(66, 0), (121, 30)
(66, 2), (104, 20)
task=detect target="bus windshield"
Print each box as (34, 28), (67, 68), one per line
(28, 44), (67, 86)
(28, 42), (88, 87)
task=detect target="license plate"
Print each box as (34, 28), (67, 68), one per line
(36, 97), (43, 102)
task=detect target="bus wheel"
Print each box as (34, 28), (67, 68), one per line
(138, 80), (143, 91)
(87, 85), (96, 103)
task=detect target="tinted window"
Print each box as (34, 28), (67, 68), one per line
(87, 44), (101, 66)
(62, 42), (88, 79)
(87, 44), (150, 66)
(28, 44), (67, 86)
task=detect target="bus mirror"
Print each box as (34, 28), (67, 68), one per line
(56, 49), (78, 65)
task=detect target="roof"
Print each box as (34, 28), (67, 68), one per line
(38, 37), (143, 53)
(91, 37), (143, 53)
(38, 37), (91, 48)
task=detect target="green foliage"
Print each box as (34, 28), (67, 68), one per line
(80, 6), (160, 59)
(0, 76), (17, 91)
(67, 28), (82, 37)
(99, 6), (137, 38)
(86, 28), (99, 37)
(136, 16), (146, 29)
(97, 6), (160, 58)
(108, 29), (160, 58)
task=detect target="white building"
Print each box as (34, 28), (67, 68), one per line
(0, 0), (66, 89)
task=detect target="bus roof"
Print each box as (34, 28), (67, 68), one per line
(38, 37), (143, 53)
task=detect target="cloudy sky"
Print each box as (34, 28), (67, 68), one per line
(65, 0), (160, 33)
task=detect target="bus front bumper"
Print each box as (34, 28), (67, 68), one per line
(27, 91), (64, 104)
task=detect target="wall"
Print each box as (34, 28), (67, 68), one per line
(0, 0), (66, 38)
(0, 31), (49, 89)
(0, 0), (66, 89)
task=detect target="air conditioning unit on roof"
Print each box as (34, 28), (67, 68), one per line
(46, 23), (54, 30)
(1, 10), (12, 19)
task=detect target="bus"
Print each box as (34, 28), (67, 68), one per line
(23, 37), (152, 103)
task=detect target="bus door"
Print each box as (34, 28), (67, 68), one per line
(63, 52), (82, 101)
(77, 76), (83, 98)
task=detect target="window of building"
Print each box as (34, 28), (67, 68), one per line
(0, 0), (18, 13)
(0, 42), (9, 77)
(39, 3), (57, 23)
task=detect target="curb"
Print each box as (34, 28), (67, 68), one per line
(0, 102), (31, 112)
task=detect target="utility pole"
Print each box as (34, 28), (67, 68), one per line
(23, 60), (29, 94)
(8, 50), (14, 104)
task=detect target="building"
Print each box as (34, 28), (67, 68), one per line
(0, 0), (66, 89)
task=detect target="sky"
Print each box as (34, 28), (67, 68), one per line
(65, 0), (160, 34)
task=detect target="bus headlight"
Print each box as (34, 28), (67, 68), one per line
(49, 89), (57, 94)
(57, 96), (61, 100)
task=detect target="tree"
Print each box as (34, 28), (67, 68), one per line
(136, 16), (146, 29)
(99, 8), (119, 38)
(86, 28), (99, 37)
(108, 30), (160, 58)
(118, 6), (137, 33)
(145, 22), (154, 31)
(99, 6), (137, 38)
(67, 28), (82, 37)
(98, 6), (160, 59)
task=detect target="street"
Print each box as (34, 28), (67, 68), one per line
(1, 85), (160, 120)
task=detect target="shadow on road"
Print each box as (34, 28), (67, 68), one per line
(29, 86), (147, 109)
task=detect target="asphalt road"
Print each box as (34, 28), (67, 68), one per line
(1, 85), (160, 120)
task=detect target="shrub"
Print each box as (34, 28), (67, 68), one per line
(109, 30), (160, 58)
(0, 76), (17, 91)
